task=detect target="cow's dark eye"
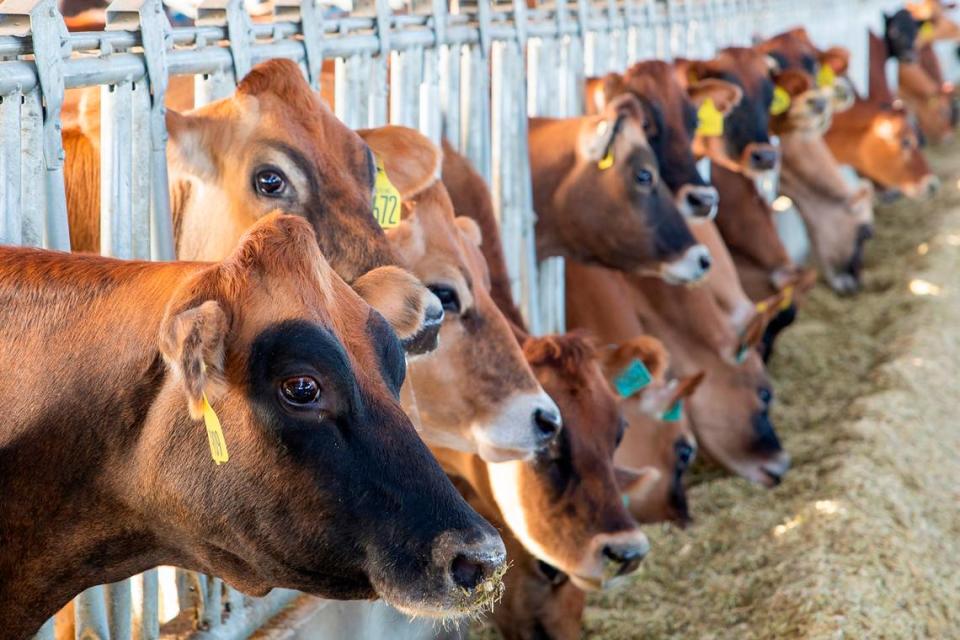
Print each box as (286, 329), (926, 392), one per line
(428, 285), (461, 313)
(675, 440), (695, 469)
(536, 560), (568, 586)
(255, 168), (287, 197)
(635, 168), (654, 187)
(758, 387), (773, 406)
(280, 376), (321, 405)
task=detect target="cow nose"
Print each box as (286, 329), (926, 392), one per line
(748, 145), (778, 171)
(602, 541), (648, 577)
(534, 407), (562, 442)
(807, 96), (828, 114)
(685, 186), (719, 219)
(923, 174), (941, 199)
(438, 529), (506, 593)
(751, 411), (783, 455)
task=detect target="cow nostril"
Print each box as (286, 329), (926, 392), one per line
(450, 553), (486, 591)
(686, 191), (705, 207)
(602, 544), (646, 576)
(698, 252), (712, 271)
(534, 407), (562, 439)
(808, 98), (826, 114)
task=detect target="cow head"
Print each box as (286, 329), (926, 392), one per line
(625, 276), (791, 486)
(826, 100), (939, 200)
(588, 62), (741, 221)
(680, 48), (780, 175)
(164, 59), (442, 355)
(530, 94), (710, 284)
(885, 9), (922, 62)
(898, 59), (957, 145)
(481, 332), (649, 590)
(600, 336), (702, 527)
(907, 0), (960, 42)
(361, 126), (561, 463)
(152, 213), (504, 617)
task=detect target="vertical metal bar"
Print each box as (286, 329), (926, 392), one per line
(99, 81), (134, 258)
(75, 585), (110, 640)
(107, 579), (133, 639)
(461, 42), (491, 183)
(199, 576), (222, 629)
(440, 43), (461, 149)
(130, 80), (151, 259)
(390, 46), (423, 129)
(20, 88), (46, 247)
(420, 46), (441, 143)
(139, 569), (160, 640)
(0, 93), (21, 245)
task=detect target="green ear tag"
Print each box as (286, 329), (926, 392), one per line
(770, 86), (792, 116)
(622, 493), (631, 508)
(614, 358), (652, 397)
(735, 345), (749, 364)
(661, 399), (683, 423)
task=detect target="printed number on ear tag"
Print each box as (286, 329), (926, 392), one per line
(373, 156), (402, 229)
(202, 393), (229, 465)
(661, 399), (683, 423)
(614, 358), (653, 397)
(817, 65), (836, 89)
(770, 86), (792, 116)
(696, 98), (724, 137)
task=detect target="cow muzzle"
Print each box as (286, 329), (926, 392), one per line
(744, 143), (779, 173)
(572, 530), (650, 590)
(675, 184), (719, 221)
(903, 174), (941, 201)
(472, 390), (562, 463)
(661, 244), (712, 285)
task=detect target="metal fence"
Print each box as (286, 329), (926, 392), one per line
(0, 0), (895, 636)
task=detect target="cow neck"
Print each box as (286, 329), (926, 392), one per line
(0, 260), (190, 637)
(778, 132), (855, 204)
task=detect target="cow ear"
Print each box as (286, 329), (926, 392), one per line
(674, 58), (706, 88)
(615, 465), (662, 499)
(732, 291), (785, 362)
(601, 335), (670, 390)
(352, 265), (438, 344)
(601, 72), (627, 105)
(820, 46), (850, 75)
(688, 79), (743, 115)
(765, 54), (782, 75)
(357, 126), (441, 199)
(159, 300), (229, 420)
(455, 216), (483, 247)
(166, 110), (218, 180)
(666, 371), (705, 407)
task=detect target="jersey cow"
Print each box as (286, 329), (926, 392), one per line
(529, 94), (711, 284)
(0, 214), (506, 639)
(362, 126), (562, 462)
(64, 59), (443, 355)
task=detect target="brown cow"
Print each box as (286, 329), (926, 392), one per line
(529, 94), (711, 284)
(64, 59), (443, 355)
(0, 214), (506, 639)
(567, 262), (790, 486)
(361, 126), (562, 462)
(584, 62), (743, 219)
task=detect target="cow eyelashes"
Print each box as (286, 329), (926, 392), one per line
(279, 376), (322, 406)
(428, 284), (461, 314)
(635, 168), (655, 188)
(254, 166), (289, 198)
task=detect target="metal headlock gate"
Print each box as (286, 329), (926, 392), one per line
(0, 0), (893, 636)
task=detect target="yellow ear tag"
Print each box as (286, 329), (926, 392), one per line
(920, 21), (935, 42)
(817, 65), (836, 89)
(755, 300), (769, 314)
(770, 86), (792, 116)
(372, 155), (402, 229)
(780, 285), (794, 311)
(597, 148), (615, 170)
(201, 393), (229, 466)
(696, 98), (724, 137)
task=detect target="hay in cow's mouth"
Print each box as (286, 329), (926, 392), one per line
(456, 561), (508, 615)
(470, 138), (960, 639)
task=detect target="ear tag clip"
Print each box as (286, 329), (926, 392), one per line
(735, 344), (749, 364)
(756, 300), (770, 314)
(696, 98), (725, 137)
(920, 21), (935, 42)
(598, 148), (615, 170)
(373, 155), (402, 229)
(817, 65), (836, 89)
(614, 358), (653, 397)
(661, 399), (683, 423)
(780, 285), (794, 311)
(770, 86), (792, 116)
(201, 393), (229, 466)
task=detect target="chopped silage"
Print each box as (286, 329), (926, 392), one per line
(477, 140), (960, 639)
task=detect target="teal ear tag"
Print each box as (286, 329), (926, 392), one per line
(735, 345), (749, 364)
(613, 358), (653, 397)
(622, 493), (631, 508)
(661, 399), (683, 423)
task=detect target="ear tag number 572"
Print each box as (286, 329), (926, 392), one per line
(373, 156), (402, 229)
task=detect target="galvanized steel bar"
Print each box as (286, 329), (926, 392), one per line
(0, 92), (22, 245)
(20, 88), (46, 247)
(75, 585), (110, 640)
(107, 579), (133, 639)
(139, 569), (160, 640)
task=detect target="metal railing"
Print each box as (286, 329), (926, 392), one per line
(0, 0), (896, 636)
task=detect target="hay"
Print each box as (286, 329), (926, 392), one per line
(475, 140), (960, 639)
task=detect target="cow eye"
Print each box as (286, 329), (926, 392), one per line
(635, 168), (655, 188)
(758, 387), (773, 407)
(280, 376), (321, 406)
(428, 285), (461, 314)
(536, 560), (568, 586)
(675, 440), (695, 469)
(255, 168), (287, 197)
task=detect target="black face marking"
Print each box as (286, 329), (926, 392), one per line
(623, 148), (696, 258)
(364, 144), (377, 195)
(248, 320), (361, 433)
(365, 311), (405, 398)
